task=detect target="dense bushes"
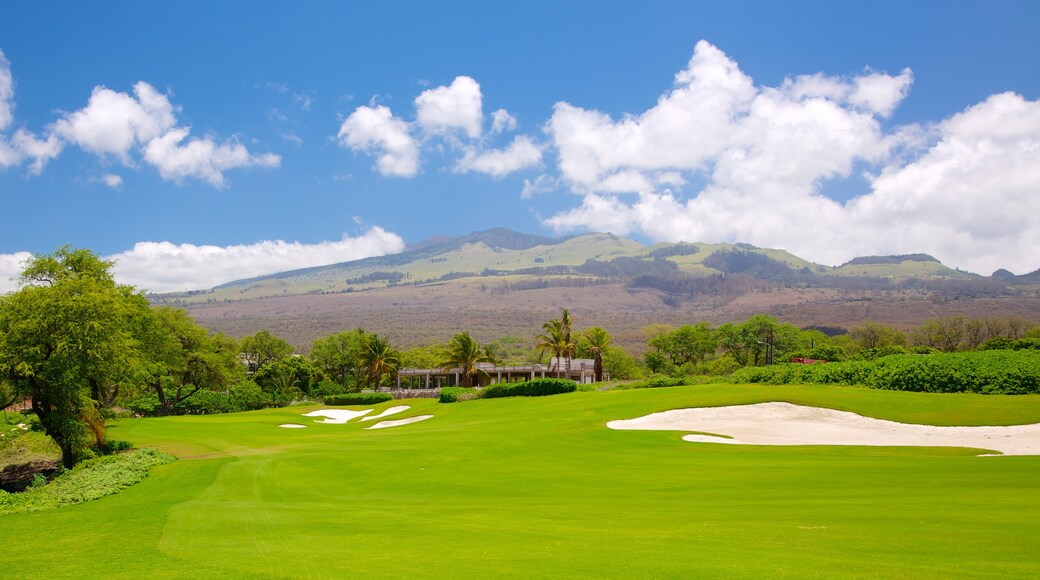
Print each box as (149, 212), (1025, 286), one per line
(439, 387), (479, 403)
(324, 392), (393, 405)
(482, 378), (577, 399)
(731, 350), (1040, 394)
(439, 379), (577, 403)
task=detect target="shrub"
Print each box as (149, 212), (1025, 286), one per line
(617, 376), (691, 390)
(324, 392), (393, 405)
(729, 350), (1040, 394)
(439, 387), (479, 403)
(229, 381), (273, 411)
(482, 378), (577, 399)
(0, 448), (175, 515)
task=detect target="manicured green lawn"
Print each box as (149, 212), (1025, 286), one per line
(2, 384), (1040, 578)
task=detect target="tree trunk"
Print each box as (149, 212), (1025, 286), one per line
(594, 353), (603, 382)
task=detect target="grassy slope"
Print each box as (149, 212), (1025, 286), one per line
(3, 385), (1040, 578)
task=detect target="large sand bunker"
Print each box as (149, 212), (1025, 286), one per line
(607, 402), (1040, 455)
(297, 407), (429, 430)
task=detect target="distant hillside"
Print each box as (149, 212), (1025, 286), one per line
(152, 228), (1036, 312)
(151, 228), (1040, 352)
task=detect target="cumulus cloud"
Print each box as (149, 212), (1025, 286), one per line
(543, 41), (1040, 275)
(0, 50), (279, 185)
(456, 135), (542, 178)
(490, 109), (517, 134)
(414, 76), (483, 138)
(51, 82), (176, 161)
(340, 77), (542, 179)
(143, 128), (280, 187)
(336, 105), (419, 177)
(108, 227), (407, 293)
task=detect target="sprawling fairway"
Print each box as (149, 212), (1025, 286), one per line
(3, 385), (1040, 578)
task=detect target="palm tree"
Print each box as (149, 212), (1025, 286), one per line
(580, 326), (612, 382)
(360, 334), (398, 390)
(440, 332), (493, 387)
(536, 318), (574, 378)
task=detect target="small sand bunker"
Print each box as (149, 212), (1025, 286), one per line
(302, 409), (372, 424)
(279, 423), (308, 429)
(359, 405), (410, 422)
(366, 415), (433, 430)
(608, 402), (1040, 455)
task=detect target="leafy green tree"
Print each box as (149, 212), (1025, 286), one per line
(649, 323), (717, 366)
(310, 329), (371, 389)
(440, 332), (493, 387)
(716, 315), (799, 366)
(849, 321), (905, 350)
(578, 326), (612, 382)
(0, 248), (140, 467)
(253, 355), (326, 400)
(240, 330), (293, 373)
(134, 306), (243, 415)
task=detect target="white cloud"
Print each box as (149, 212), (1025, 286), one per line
(414, 76), (483, 138)
(0, 49), (13, 131)
(456, 135), (541, 178)
(108, 227), (406, 293)
(101, 173), (123, 188)
(520, 174), (558, 199)
(490, 109), (517, 134)
(0, 51), (278, 186)
(543, 40), (1040, 275)
(12, 129), (62, 174)
(143, 127), (280, 187)
(337, 104), (419, 177)
(51, 82), (177, 161)
(0, 251), (31, 294)
(850, 68), (913, 118)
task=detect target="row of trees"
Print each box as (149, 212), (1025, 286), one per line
(642, 315), (1040, 378)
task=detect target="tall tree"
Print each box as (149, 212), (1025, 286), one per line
(579, 326), (612, 382)
(360, 334), (398, 389)
(240, 330), (293, 373)
(0, 248), (139, 467)
(134, 306), (243, 415)
(440, 332), (492, 387)
(536, 318), (574, 377)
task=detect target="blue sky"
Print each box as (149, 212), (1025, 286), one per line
(1, 1), (1038, 291)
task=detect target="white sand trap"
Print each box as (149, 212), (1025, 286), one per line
(366, 415), (433, 430)
(607, 402), (1040, 455)
(279, 423), (307, 429)
(359, 405), (410, 422)
(302, 409), (372, 424)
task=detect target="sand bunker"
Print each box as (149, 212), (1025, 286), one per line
(366, 415), (433, 430)
(278, 424), (307, 429)
(607, 402), (1040, 455)
(359, 405), (410, 421)
(302, 409), (372, 424)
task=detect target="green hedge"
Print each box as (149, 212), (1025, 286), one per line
(617, 376), (691, 390)
(482, 378), (577, 399)
(324, 392), (393, 405)
(730, 350), (1040, 394)
(439, 387), (479, 403)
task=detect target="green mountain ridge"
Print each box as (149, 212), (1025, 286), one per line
(155, 228), (1028, 307)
